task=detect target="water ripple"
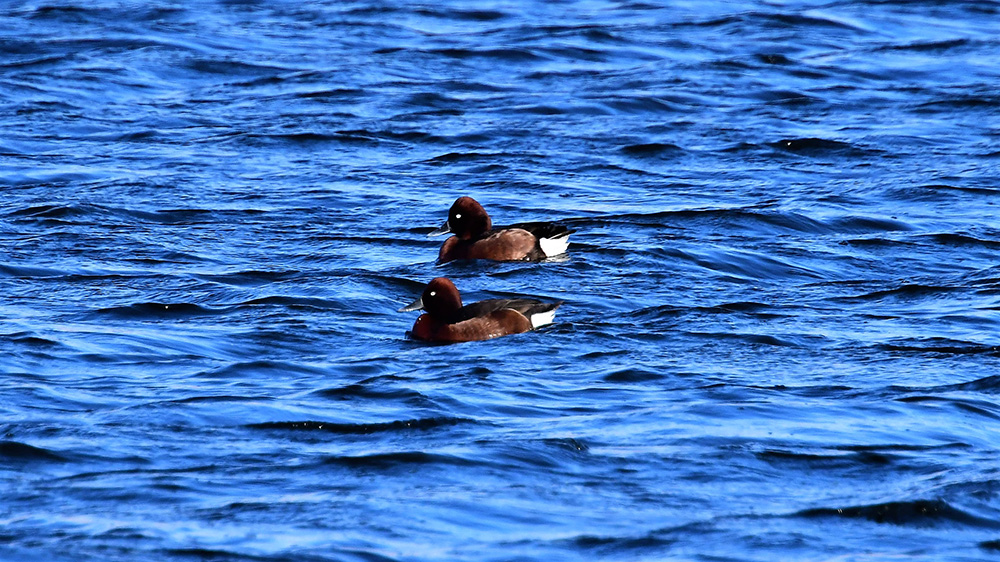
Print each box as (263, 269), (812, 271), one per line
(4, 0), (1000, 560)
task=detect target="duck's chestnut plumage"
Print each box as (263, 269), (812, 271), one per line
(431, 197), (573, 263)
(399, 277), (561, 343)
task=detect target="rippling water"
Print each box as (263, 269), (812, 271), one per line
(3, 1), (1000, 560)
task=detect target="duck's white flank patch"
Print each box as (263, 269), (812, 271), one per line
(539, 235), (570, 258)
(529, 309), (557, 329)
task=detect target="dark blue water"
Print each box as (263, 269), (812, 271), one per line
(3, 1), (1000, 560)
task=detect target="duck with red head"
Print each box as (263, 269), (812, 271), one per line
(430, 196), (574, 263)
(398, 277), (561, 343)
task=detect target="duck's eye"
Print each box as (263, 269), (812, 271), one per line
(454, 213), (462, 220)
(429, 291), (437, 297)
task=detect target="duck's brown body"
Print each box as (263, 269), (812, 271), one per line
(399, 277), (560, 343)
(438, 228), (542, 263)
(433, 197), (572, 264)
(410, 308), (532, 342)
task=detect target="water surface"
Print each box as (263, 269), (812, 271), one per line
(3, 1), (1000, 560)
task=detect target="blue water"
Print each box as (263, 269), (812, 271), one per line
(3, 1), (1000, 560)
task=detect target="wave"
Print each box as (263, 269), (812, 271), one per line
(884, 183), (1000, 202)
(195, 361), (327, 379)
(0, 264), (68, 278)
(982, 540), (1000, 551)
(759, 11), (867, 31)
(576, 207), (917, 236)
(7, 333), (64, 348)
(567, 520), (717, 554)
(505, 102), (612, 116)
(594, 95), (686, 115)
(329, 128), (447, 144)
(685, 331), (803, 348)
(413, 7), (507, 21)
(239, 295), (344, 310)
(165, 394), (271, 405)
(194, 270), (302, 287)
(915, 183), (1000, 196)
(322, 451), (475, 469)
(424, 150), (545, 164)
(296, 87), (365, 100)
(95, 302), (230, 318)
(478, 437), (591, 471)
(877, 337), (1000, 356)
(313, 376), (428, 403)
(876, 38), (973, 53)
(756, 448), (897, 468)
(0, 53), (72, 70)
(186, 58), (294, 77)
(247, 417), (475, 435)
(423, 47), (543, 62)
(895, 395), (1000, 420)
(659, 247), (825, 281)
(161, 547), (387, 562)
(602, 368), (665, 383)
(756, 89), (820, 105)
(768, 137), (881, 157)
(620, 142), (686, 158)
(934, 374), (1000, 394)
(8, 203), (98, 219)
(796, 499), (1000, 528)
(925, 233), (1000, 250)
(234, 131), (387, 146)
(572, 532), (675, 552)
(26, 4), (183, 22)
(61, 294), (359, 321)
(161, 548), (275, 562)
(0, 440), (66, 463)
(917, 94), (1000, 110)
(629, 301), (782, 323)
(836, 442), (970, 453)
(834, 283), (960, 302)
(7, 204), (264, 225)
(825, 215), (915, 233)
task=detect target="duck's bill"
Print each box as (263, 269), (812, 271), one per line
(398, 296), (425, 313)
(428, 221), (451, 237)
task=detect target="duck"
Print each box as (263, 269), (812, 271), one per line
(430, 196), (574, 264)
(398, 277), (561, 342)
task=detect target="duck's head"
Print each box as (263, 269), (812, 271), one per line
(429, 196), (491, 240)
(398, 277), (464, 321)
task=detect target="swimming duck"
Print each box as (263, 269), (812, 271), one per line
(431, 196), (573, 263)
(398, 277), (561, 342)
